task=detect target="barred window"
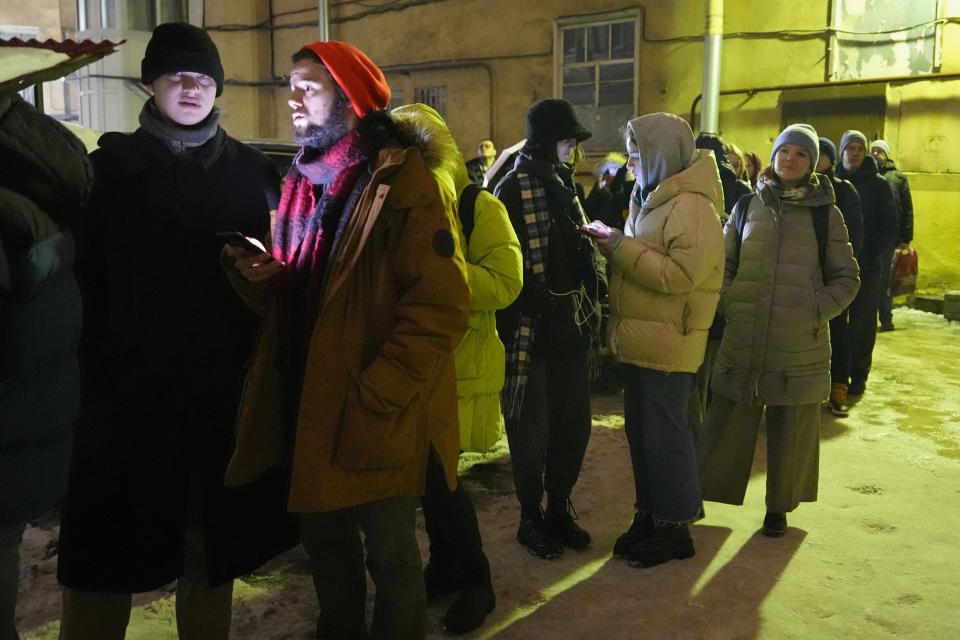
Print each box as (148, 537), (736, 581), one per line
(413, 85), (447, 117)
(556, 14), (638, 152)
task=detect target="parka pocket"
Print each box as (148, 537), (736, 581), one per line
(806, 281), (822, 332)
(333, 382), (420, 471)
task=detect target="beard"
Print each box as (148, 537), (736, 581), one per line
(294, 106), (353, 151)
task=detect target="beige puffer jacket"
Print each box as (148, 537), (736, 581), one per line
(607, 123), (725, 373)
(711, 174), (860, 406)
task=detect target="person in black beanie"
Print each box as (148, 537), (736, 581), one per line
(816, 136), (863, 416)
(494, 99), (606, 559)
(56, 23), (297, 639)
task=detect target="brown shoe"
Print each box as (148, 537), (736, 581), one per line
(829, 382), (850, 417)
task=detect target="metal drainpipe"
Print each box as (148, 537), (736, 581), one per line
(700, 0), (723, 134)
(318, 0), (330, 41)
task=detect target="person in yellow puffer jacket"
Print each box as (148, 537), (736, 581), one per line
(392, 104), (522, 634)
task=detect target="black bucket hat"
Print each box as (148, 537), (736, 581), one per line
(525, 98), (592, 145)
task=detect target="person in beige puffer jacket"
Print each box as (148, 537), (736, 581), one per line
(583, 112), (724, 569)
(696, 123), (860, 538)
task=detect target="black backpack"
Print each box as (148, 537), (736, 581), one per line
(458, 183), (485, 243)
(733, 193), (831, 283)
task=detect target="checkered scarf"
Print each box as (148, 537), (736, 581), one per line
(502, 171), (555, 419)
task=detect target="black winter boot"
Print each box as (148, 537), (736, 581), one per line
(545, 495), (591, 550)
(441, 555), (496, 634)
(762, 512), (788, 537)
(628, 523), (695, 568)
(516, 504), (563, 559)
(613, 511), (653, 557)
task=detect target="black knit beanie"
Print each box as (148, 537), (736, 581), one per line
(525, 99), (591, 146)
(141, 23), (224, 96)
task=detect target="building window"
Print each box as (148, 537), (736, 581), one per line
(556, 13), (638, 152)
(829, 0), (942, 80)
(125, 0), (187, 31)
(414, 85), (447, 117)
(389, 89), (405, 110)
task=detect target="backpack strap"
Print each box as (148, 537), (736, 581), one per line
(732, 193), (755, 267)
(458, 183), (484, 244)
(812, 203), (830, 284)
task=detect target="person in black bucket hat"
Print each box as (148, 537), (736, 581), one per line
(56, 22), (297, 639)
(525, 98), (592, 148)
(493, 99), (606, 560)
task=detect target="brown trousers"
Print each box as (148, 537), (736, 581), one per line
(697, 397), (820, 513)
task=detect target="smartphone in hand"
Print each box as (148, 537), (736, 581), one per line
(215, 231), (271, 258)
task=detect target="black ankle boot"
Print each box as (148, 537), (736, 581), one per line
(762, 512), (788, 537)
(441, 556), (496, 634)
(613, 511), (653, 557)
(516, 505), (563, 559)
(545, 496), (591, 550)
(628, 523), (695, 568)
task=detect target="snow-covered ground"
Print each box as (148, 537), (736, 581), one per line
(17, 308), (960, 639)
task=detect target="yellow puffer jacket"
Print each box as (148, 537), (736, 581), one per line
(607, 150), (725, 373)
(454, 188), (522, 451)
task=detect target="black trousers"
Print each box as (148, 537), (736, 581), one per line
(421, 453), (490, 585)
(504, 344), (592, 508)
(829, 307), (851, 385)
(848, 269), (882, 385)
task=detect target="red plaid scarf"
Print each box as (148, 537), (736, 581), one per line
(273, 131), (368, 373)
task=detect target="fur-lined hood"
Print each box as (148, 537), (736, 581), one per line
(391, 103), (469, 200)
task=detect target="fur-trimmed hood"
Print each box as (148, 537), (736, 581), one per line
(391, 103), (469, 200)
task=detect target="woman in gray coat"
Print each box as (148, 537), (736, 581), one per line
(697, 124), (860, 536)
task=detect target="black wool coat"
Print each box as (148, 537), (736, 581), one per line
(57, 126), (297, 592)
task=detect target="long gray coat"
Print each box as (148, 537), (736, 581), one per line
(711, 175), (860, 406)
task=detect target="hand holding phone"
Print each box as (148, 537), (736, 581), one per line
(216, 231), (269, 256)
(217, 231), (282, 282)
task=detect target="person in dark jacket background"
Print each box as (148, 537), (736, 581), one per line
(495, 99), (606, 560)
(695, 133), (752, 216)
(56, 23), (296, 639)
(871, 139), (914, 332)
(817, 136), (863, 416)
(583, 152), (634, 232)
(0, 90), (92, 640)
(835, 130), (898, 396)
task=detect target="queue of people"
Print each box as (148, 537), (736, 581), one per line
(0, 20), (918, 640)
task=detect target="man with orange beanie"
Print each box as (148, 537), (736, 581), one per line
(223, 42), (469, 638)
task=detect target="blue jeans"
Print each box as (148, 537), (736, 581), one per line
(623, 366), (700, 523)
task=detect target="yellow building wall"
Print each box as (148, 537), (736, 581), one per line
(232, 0), (959, 291)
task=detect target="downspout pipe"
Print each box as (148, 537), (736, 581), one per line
(700, 0), (723, 134)
(318, 0), (330, 41)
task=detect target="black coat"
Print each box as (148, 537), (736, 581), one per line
(835, 156), (898, 275)
(495, 156), (604, 353)
(57, 126), (297, 592)
(0, 93), (91, 526)
(879, 160), (914, 243)
(827, 171), (864, 258)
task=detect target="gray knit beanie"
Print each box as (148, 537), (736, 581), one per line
(839, 130), (868, 155)
(771, 123), (819, 169)
(870, 139), (892, 157)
